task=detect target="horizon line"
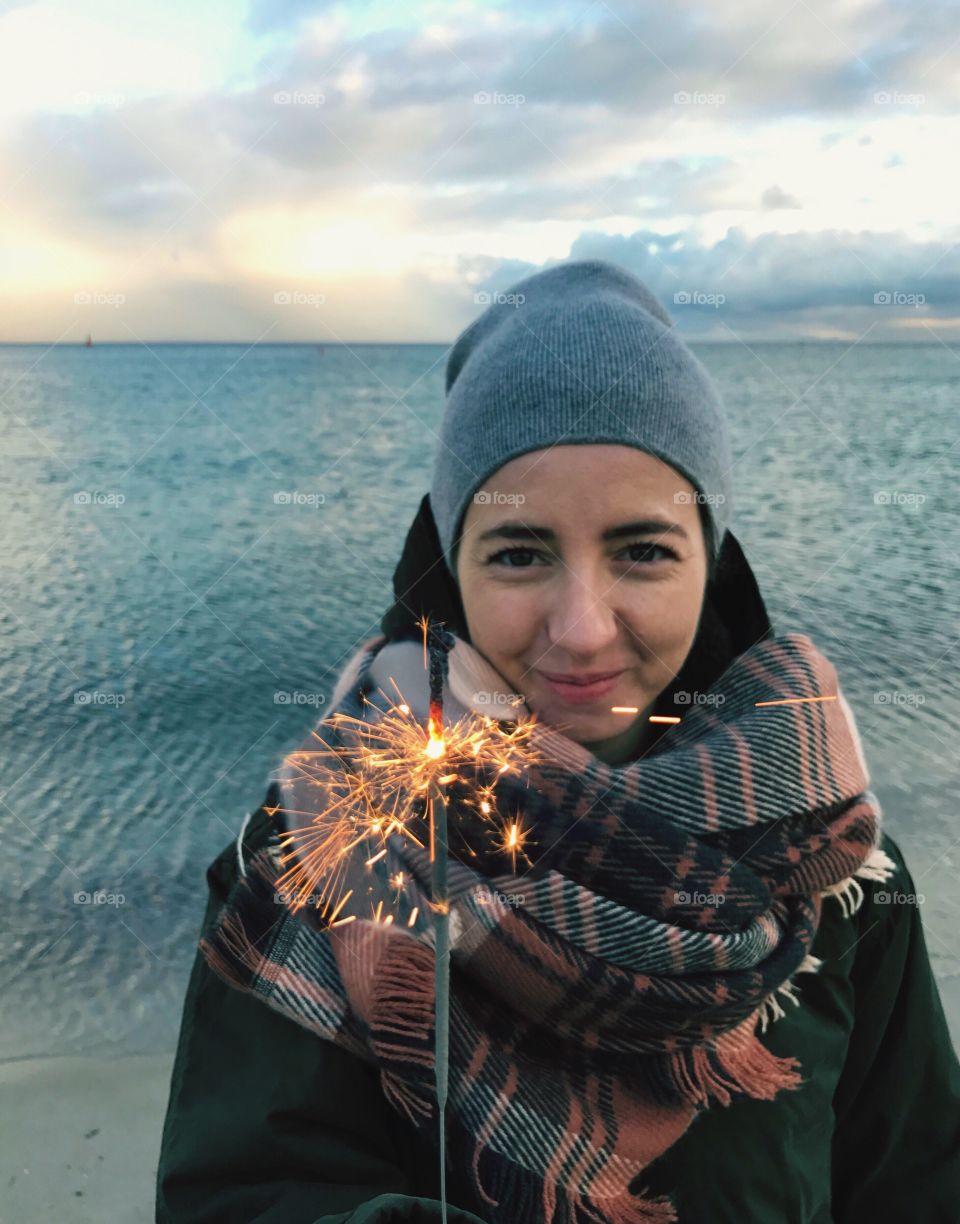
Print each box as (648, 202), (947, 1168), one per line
(0, 338), (945, 347)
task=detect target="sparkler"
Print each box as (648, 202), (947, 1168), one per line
(426, 620), (454, 1224)
(272, 615), (542, 1222)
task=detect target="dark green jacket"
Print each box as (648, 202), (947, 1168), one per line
(156, 790), (960, 1224)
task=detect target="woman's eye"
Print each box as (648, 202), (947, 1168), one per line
(623, 542), (676, 564)
(486, 547), (542, 567)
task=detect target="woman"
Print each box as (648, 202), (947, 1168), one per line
(156, 260), (960, 1223)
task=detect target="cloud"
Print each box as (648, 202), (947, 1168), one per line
(6, 0), (956, 240)
(308, 0), (956, 121)
(761, 185), (802, 210)
(558, 226), (960, 337)
(1, 0), (959, 340)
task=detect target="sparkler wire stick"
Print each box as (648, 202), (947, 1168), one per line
(425, 621), (455, 1224)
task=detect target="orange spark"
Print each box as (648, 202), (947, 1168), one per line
(272, 676), (541, 927)
(493, 817), (532, 874)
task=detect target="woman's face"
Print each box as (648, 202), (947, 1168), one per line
(455, 444), (709, 750)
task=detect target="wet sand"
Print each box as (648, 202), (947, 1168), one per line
(0, 1052), (175, 1223)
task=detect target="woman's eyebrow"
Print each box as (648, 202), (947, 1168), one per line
(476, 519), (689, 543)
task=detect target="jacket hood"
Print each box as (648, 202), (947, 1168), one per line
(377, 494), (773, 745)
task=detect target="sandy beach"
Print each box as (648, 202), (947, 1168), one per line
(0, 1052), (175, 1223)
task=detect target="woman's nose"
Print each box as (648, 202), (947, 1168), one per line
(546, 572), (620, 655)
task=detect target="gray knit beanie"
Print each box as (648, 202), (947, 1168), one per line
(429, 258), (732, 580)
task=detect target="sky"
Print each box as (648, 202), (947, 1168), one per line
(0, 0), (958, 342)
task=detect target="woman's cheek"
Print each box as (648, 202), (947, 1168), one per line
(471, 587), (535, 667)
(627, 596), (699, 671)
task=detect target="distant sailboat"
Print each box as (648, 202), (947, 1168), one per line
(85, 334), (93, 348)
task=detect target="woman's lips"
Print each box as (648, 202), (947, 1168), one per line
(537, 669), (624, 705)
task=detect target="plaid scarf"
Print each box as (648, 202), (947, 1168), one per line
(200, 628), (896, 1224)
